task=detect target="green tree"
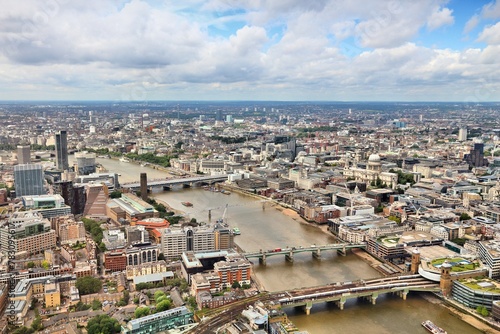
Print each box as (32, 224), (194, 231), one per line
(460, 213), (471, 221)
(31, 314), (43, 331)
(231, 281), (241, 289)
(388, 216), (401, 224)
(451, 238), (466, 246)
(29, 297), (38, 310)
(158, 253), (165, 261)
(156, 203), (166, 212)
(123, 290), (130, 304)
(41, 260), (50, 270)
(26, 261), (35, 269)
(109, 190), (122, 199)
(187, 296), (197, 309)
(154, 290), (166, 301)
(87, 314), (121, 334)
(92, 299), (102, 310)
(76, 276), (102, 295)
(156, 299), (171, 312)
(75, 301), (91, 311)
(135, 282), (154, 290)
(135, 306), (150, 318)
(13, 326), (34, 334)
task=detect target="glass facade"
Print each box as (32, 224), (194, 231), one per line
(122, 306), (193, 334)
(452, 280), (500, 310)
(55, 130), (69, 170)
(14, 164), (45, 197)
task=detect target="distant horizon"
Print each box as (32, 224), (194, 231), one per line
(0, 99), (499, 104)
(1, 1), (500, 101)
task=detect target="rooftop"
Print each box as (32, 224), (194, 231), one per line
(430, 257), (481, 273)
(458, 277), (500, 294)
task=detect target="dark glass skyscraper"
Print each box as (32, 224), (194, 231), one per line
(55, 130), (69, 170)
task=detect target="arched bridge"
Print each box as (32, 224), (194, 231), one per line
(243, 243), (366, 265)
(121, 175), (228, 190)
(275, 274), (439, 314)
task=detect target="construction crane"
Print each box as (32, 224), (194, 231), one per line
(220, 203), (228, 224)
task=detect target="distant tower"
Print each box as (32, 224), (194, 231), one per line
(55, 130), (69, 170)
(140, 173), (148, 201)
(17, 145), (31, 164)
(458, 127), (467, 142)
(216, 110), (223, 121)
(14, 164), (45, 197)
(440, 261), (453, 297)
(419, 114), (423, 122)
(410, 248), (420, 274)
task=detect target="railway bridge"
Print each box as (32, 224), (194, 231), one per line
(275, 274), (439, 315)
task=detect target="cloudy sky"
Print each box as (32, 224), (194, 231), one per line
(1, 0), (500, 102)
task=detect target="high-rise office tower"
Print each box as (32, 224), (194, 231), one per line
(140, 173), (148, 201)
(216, 110), (223, 121)
(17, 145), (31, 164)
(458, 127), (467, 142)
(14, 164), (45, 197)
(55, 130), (69, 170)
(464, 142), (489, 167)
(75, 151), (96, 175)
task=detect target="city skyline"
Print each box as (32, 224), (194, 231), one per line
(1, 1), (500, 102)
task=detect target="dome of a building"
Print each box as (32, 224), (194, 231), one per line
(368, 153), (381, 162)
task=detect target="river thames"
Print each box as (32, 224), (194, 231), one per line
(86, 157), (483, 334)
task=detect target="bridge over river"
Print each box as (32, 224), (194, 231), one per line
(121, 175), (228, 191)
(275, 274), (439, 314)
(190, 274), (440, 332)
(243, 243), (366, 265)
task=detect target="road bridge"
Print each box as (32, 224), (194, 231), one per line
(275, 274), (439, 315)
(121, 175), (228, 191)
(243, 243), (366, 265)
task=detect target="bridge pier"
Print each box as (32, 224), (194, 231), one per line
(304, 301), (313, 315)
(337, 247), (346, 256)
(399, 289), (408, 300)
(312, 249), (321, 260)
(336, 298), (346, 310)
(370, 292), (378, 305)
(259, 255), (266, 265)
(285, 252), (294, 263)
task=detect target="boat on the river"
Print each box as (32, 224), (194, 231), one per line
(119, 157), (130, 163)
(181, 202), (193, 207)
(232, 227), (240, 235)
(221, 189), (231, 195)
(421, 320), (446, 334)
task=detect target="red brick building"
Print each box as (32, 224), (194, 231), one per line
(104, 250), (127, 272)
